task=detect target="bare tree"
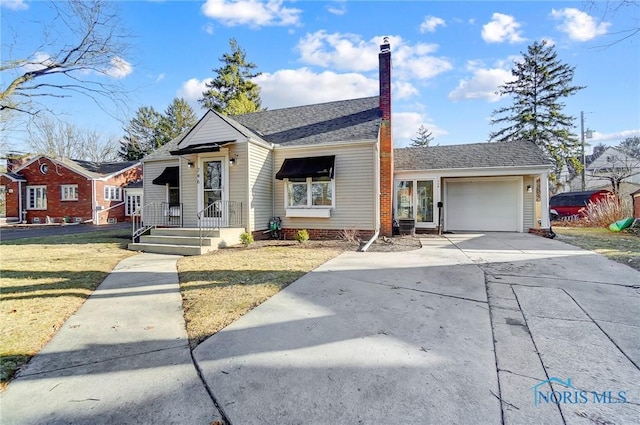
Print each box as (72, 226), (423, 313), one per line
(28, 115), (118, 162)
(1, 0), (132, 117)
(590, 150), (640, 194)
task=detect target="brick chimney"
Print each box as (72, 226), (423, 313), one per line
(379, 37), (393, 236)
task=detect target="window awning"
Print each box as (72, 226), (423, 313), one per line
(152, 166), (179, 186)
(275, 156), (335, 180)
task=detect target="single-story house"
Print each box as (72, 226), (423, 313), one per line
(1, 155), (142, 224)
(131, 39), (551, 254)
(567, 146), (640, 197)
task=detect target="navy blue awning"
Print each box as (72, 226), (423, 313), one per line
(152, 166), (178, 186)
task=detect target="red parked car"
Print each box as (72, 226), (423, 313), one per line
(549, 190), (612, 220)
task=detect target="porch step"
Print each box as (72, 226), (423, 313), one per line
(128, 242), (213, 256)
(128, 227), (246, 256)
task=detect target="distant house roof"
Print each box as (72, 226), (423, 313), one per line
(234, 96), (381, 146)
(394, 140), (551, 171)
(10, 155), (140, 180)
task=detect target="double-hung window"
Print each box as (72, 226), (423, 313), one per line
(104, 186), (122, 201)
(286, 177), (334, 208)
(27, 186), (47, 210)
(61, 185), (78, 201)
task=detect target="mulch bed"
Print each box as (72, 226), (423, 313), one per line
(245, 235), (423, 252)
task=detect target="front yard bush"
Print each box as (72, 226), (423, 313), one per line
(296, 229), (309, 243)
(240, 231), (254, 246)
(583, 196), (632, 228)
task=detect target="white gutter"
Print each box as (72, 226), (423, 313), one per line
(359, 229), (379, 252)
(359, 140), (381, 252)
(18, 181), (23, 222)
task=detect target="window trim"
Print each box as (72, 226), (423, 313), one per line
(61, 184), (79, 201)
(125, 193), (142, 216)
(27, 185), (47, 210)
(104, 186), (122, 201)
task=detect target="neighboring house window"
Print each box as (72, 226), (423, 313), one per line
(104, 186), (122, 201)
(125, 193), (142, 216)
(61, 185), (78, 201)
(286, 177), (334, 208)
(27, 186), (47, 210)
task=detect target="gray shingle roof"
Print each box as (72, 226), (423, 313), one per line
(394, 140), (551, 170)
(69, 159), (140, 177)
(234, 96), (381, 146)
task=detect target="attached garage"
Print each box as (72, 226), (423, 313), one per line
(444, 177), (522, 232)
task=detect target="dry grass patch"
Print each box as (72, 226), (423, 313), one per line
(177, 242), (348, 347)
(0, 229), (135, 389)
(553, 226), (640, 272)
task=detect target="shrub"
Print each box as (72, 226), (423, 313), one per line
(295, 229), (309, 243)
(583, 195), (632, 228)
(338, 228), (360, 242)
(240, 231), (254, 246)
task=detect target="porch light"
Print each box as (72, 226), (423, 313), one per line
(526, 185), (533, 193)
(187, 161), (194, 168)
(230, 154), (238, 166)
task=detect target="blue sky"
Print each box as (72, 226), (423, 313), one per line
(2, 0), (639, 153)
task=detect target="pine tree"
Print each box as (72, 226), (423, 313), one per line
(199, 38), (263, 115)
(490, 40), (585, 183)
(157, 98), (197, 146)
(618, 136), (640, 159)
(118, 106), (162, 160)
(410, 125), (434, 147)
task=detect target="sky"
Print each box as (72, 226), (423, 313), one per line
(1, 0), (639, 154)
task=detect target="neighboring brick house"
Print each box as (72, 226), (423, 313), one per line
(0, 155), (142, 224)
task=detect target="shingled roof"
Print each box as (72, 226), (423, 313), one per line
(234, 96), (381, 146)
(394, 140), (551, 171)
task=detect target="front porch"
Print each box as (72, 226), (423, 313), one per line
(128, 200), (245, 255)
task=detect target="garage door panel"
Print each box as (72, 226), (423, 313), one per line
(446, 179), (519, 232)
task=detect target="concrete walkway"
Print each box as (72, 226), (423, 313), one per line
(0, 253), (221, 425)
(194, 233), (640, 425)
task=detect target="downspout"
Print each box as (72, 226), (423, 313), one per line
(18, 180), (24, 223)
(360, 137), (381, 252)
(92, 179), (97, 224)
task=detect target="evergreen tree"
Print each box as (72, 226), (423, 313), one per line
(157, 98), (197, 146)
(199, 38), (263, 115)
(118, 106), (162, 160)
(490, 40), (585, 184)
(618, 136), (640, 159)
(410, 125), (434, 147)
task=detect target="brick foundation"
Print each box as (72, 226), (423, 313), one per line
(281, 228), (375, 241)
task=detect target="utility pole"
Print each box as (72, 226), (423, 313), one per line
(581, 111), (586, 191)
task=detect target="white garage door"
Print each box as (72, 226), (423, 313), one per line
(445, 178), (520, 232)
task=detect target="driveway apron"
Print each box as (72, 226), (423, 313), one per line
(195, 233), (640, 425)
(0, 253), (221, 425)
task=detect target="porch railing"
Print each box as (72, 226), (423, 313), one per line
(132, 202), (183, 241)
(198, 200), (243, 246)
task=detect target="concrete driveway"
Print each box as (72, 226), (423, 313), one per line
(195, 232), (640, 425)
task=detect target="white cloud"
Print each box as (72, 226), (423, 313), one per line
(177, 77), (212, 107)
(420, 16), (445, 33)
(201, 0), (301, 27)
(1, 0), (28, 10)
(104, 57), (132, 79)
(393, 111), (447, 148)
(550, 8), (610, 41)
(155, 73), (165, 83)
(21, 52), (54, 72)
(254, 68), (378, 108)
(327, 1), (346, 16)
(203, 23), (215, 34)
(482, 13), (525, 44)
(448, 60), (515, 102)
(296, 31), (452, 80)
(591, 129), (640, 144)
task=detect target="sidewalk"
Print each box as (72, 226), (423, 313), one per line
(0, 253), (221, 425)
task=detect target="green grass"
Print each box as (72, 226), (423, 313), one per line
(0, 229), (136, 389)
(554, 226), (640, 272)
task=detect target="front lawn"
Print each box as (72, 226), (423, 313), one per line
(0, 229), (135, 389)
(177, 240), (350, 348)
(553, 226), (640, 272)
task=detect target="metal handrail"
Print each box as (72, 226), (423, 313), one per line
(197, 200), (243, 247)
(132, 202), (183, 241)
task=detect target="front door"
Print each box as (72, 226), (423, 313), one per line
(201, 159), (226, 227)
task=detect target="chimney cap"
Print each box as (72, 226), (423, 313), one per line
(380, 36), (390, 53)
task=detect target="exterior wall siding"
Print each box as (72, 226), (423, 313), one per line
(248, 141), (273, 232)
(228, 144), (248, 230)
(273, 143), (377, 233)
(180, 158), (198, 228)
(143, 159), (179, 207)
(180, 113), (247, 150)
(523, 176), (535, 230)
